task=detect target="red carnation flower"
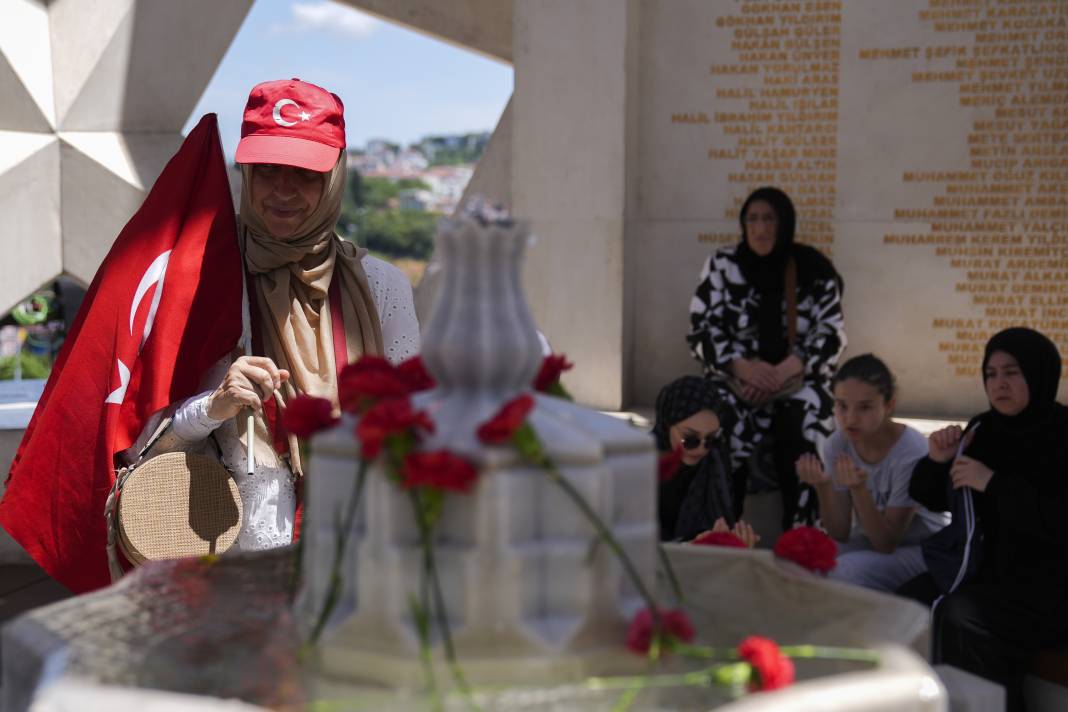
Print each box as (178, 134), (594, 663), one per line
(533, 354), (574, 392)
(658, 449), (683, 483)
(625, 607), (695, 655)
(476, 394), (535, 445)
(356, 398), (434, 459)
(338, 356), (410, 413)
(396, 356), (436, 392)
(692, 531), (747, 548)
(773, 526), (837, 574)
(400, 450), (479, 493)
(737, 636), (795, 691)
(281, 395), (339, 439)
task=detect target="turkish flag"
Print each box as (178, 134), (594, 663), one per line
(0, 114), (243, 593)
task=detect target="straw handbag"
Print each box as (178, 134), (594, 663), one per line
(105, 418), (243, 581)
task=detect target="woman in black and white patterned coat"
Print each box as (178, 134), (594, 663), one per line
(687, 187), (846, 529)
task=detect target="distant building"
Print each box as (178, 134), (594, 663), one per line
(416, 133), (489, 164)
(420, 165), (475, 214)
(346, 132), (486, 214)
(395, 148), (429, 172)
(397, 188), (435, 212)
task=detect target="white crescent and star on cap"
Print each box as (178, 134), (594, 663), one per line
(272, 98), (311, 127)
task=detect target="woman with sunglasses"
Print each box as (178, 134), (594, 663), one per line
(654, 375), (759, 546)
(795, 354), (946, 592)
(687, 187), (845, 530)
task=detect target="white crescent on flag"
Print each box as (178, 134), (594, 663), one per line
(104, 360), (131, 405)
(105, 250), (172, 405)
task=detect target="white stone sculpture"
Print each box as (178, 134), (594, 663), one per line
(0, 0), (251, 313)
(301, 209), (658, 686)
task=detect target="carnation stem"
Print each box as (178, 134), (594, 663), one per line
(409, 594), (442, 711)
(779, 645), (881, 664)
(409, 490), (481, 711)
(673, 643), (880, 666)
(289, 441), (313, 601)
(540, 459), (663, 631)
(587, 667), (717, 692)
(309, 457), (368, 644)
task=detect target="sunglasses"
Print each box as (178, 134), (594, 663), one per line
(680, 433), (719, 451)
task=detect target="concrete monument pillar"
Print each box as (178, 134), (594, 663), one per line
(512, 0), (640, 410)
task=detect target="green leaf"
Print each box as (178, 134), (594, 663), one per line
(422, 489), (445, 529)
(512, 423), (545, 463)
(713, 662), (752, 696)
(546, 381), (573, 401)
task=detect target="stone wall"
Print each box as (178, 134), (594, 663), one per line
(626, 0), (1067, 416)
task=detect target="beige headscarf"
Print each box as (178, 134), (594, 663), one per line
(239, 156), (383, 475)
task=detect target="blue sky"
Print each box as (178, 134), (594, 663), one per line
(183, 0), (514, 160)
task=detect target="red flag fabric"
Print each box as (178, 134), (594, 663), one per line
(0, 114), (243, 593)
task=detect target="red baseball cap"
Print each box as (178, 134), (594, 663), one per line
(235, 78), (346, 172)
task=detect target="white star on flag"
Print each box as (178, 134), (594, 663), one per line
(299, 111), (311, 121)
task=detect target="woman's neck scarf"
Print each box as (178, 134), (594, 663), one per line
(653, 376), (737, 538)
(734, 186), (841, 364)
(239, 157), (383, 475)
(967, 327), (1068, 478)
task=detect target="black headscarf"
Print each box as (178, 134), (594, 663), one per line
(653, 376), (736, 541)
(955, 327), (1068, 597)
(735, 187), (842, 363)
(966, 327), (1068, 476)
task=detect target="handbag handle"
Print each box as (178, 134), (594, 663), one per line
(135, 416), (224, 463)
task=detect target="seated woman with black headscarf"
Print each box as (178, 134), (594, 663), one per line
(687, 187), (845, 529)
(654, 375), (758, 546)
(900, 327), (1068, 712)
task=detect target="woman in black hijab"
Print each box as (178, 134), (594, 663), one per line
(687, 187), (846, 530)
(654, 375), (757, 545)
(903, 327), (1068, 712)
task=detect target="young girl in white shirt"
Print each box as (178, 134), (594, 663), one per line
(796, 354), (946, 592)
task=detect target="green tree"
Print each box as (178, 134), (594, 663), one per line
(360, 177), (400, 209)
(349, 168), (363, 209)
(359, 209), (437, 260)
(396, 178), (431, 192)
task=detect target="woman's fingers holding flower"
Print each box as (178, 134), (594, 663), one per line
(711, 517), (730, 533)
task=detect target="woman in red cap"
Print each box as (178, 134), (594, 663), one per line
(162, 78), (419, 551)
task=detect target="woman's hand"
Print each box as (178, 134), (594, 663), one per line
(775, 354), (804, 383)
(731, 358), (781, 393)
(206, 356), (290, 420)
(740, 383), (773, 404)
(710, 517), (761, 548)
(950, 456), (994, 492)
(928, 425), (963, 463)
(731, 519), (761, 548)
(833, 454), (868, 491)
(796, 453), (830, 487)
